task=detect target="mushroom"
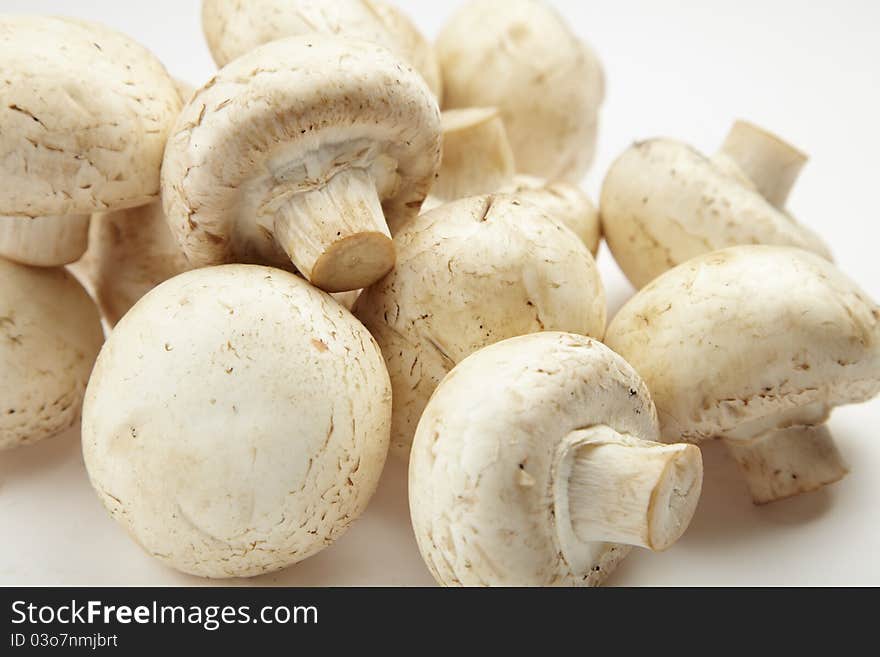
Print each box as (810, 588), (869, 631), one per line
(431, 107), (516, 201)
(713, 120), (807, 209)
(0, 258), (104, 450)
(201, 0), (442, 99)
(330, 289), (361, 311)
(409, 332), (703, 586)
(500, 175), (600, 256)
(70, 80), (196, 327)
(600, 121), (832, 288)
(436, 0), (605, 181)
(69, 201), (193, 327)
(161, 35), (441, 293)
(426, 107), (600, 254)
(70, 196), (358, 325)
(0, 16), (181, 267)
(604, 245), (880, 504)
(354, 194), (606, 457)
(354, 0), (443, 101)
(82, 264), (392, 578)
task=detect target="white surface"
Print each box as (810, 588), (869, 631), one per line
(1, 0), (878, 586)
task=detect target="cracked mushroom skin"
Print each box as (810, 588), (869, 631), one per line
(600, 121), (832, 289)
(605, 246), (880, 504)
(409, 332), (703, 587)
(161, 35), (441, 293)
(0, 259), (104, 450)
(0, 16), (181, 266)
(354, 195), (606, 458)
(436, 0), (605, 182)
(82, 265), (391, 578)
(201, 0), (442, 99)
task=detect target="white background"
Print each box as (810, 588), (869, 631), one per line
(1, 0), (878, 586)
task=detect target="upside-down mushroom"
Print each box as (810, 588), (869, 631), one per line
(355, 194), (605, 457)
(409, 332), (703, 586)
(161, 35), (441, 292)
(605, 245), (880, 504)
(82, 265), (392, 577)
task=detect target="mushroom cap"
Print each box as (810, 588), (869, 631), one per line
(71, 80), (195, 327)
(161, 35), (441, 269)
(201, 0), (442, 98)
(355, 194), (606, 457)
(360, 0), (443, 101)
(605, 246), (880, 442)
(600, 139), (832, 288)
(0, 16), (181, 217)
(436, 0), (604, 181)
(70, 79), (193, 328)
(82, 265), (391, 578)
(0, 259), (103, 450)
(71, 201), (193, 327)
(501, 175), (601, 255)
(409, 332), (659, 586)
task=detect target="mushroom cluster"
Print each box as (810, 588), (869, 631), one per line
(0, 16), (180, 450)
(1, 1), (877, 588)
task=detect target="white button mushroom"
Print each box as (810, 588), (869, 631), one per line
(605, 245), (880, 504)
(409, 332), (703, 586)
(426, 107), (600, 255)
(354, 194), (606, 457)
(600, 122), (832, 288)
(431, 108), (516, 201)
(0, 16), (181, 267)
(201, 0), (442, 99)
(70, 202), (193, 328)
(364, 0), (443, 100)
(69, 80), (196, 328)
(82, 265), (391, 577)
(500, 175), (601, 257)
(161, 35), (441, 293)
(436, 0), (605, 182)
(0, 259), (104, 450)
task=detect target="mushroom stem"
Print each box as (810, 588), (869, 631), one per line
(566, 426), (703, 551)
(723, 424), (849, 504)
(271, 168), (395, 293)
(0, 214), (90, 267)
(718, 120), (807, 209)
(433, 108), (516, 201)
